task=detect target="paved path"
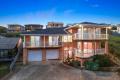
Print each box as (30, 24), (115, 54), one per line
(7, 61), (120, 80)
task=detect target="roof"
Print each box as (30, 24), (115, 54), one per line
(8, 24), (23, 27)
(0, 38), (19, 49)
(21, 27), (68, 35)
(65, 22), (111, 30)
(80, 22), (111, 26)
(25, 24), (43, 27)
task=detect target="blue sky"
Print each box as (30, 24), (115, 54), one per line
(0, 0), (120, 26)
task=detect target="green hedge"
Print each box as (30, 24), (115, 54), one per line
(84, 55), (114, 71)
(92, 55), (113, 67)
(84, 61), (99, 71)
(0, 62), (10, 78)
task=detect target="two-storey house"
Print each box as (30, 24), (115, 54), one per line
(22, 22), (109, 66)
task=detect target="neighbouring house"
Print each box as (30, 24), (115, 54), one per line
(46, 22), (64, 28)
(21, 22), (110, 66)
(25, 24), (43, 32)
(111, 25), (120, 36)
(0, 37), (22, 61)
(112, 25), (120, 33)
(8, 24), (25, 32)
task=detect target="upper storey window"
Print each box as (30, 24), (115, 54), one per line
(62, 35), (72, 42)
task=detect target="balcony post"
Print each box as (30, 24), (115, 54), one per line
(80, 41), (84, 67)
(106, 28), (108, 39)
(95, 41), (97, 55)
(23, 36), (26, 48)
(92, 41), (95, 55)
(82, 26), (83, 39)
(94, 27), (96, 39)
(43, 35), (45, 47)
(105, 40), (109, 54)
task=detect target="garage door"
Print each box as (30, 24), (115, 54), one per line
(28, 50), (42, 61)
(46, 49), (59, 59)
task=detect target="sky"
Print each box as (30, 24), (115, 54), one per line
(0, 0), (120, 27)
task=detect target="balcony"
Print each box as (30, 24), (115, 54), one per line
(74, 48), (105, 58)
(23, 41), (62, 48)
(73, 33), (108, 40)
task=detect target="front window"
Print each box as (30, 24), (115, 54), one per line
(30, 36), (40, 46)
(49, 36), (59, 46)
(62, 35), (72, 42)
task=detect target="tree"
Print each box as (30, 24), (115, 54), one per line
(0, 26), (7, 33)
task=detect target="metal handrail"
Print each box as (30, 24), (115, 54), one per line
(10, 43), (23, 71)
(74, 48), (105, 58)
(74, 33), (108, 40)
(23, 41), (62, 47)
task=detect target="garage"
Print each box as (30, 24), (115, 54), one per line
(46, 49), (59, 60)
(28, 50), (42, 61)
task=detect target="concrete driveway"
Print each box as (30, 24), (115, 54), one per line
(7, 60), (119, 80)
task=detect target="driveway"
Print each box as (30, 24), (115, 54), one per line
(7, 60), (119, 80)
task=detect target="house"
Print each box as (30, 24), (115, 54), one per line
(111, 25), (120, 33)
(25, 24), (43, 32)
(21, 22), (109, 66)
(8, 24), (25, 32)
(46, 22), (64, 28)
(0, 37), (22, 61)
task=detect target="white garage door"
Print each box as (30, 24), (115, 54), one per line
(46, 49), (59, 59)
(28, 50), (42, 61)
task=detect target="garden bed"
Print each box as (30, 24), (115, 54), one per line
(64, 55), (118, 71)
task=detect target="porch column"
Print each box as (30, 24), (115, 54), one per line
(59, 47), (63, 61)
(23, 48), (28, 64)
(81, 41), (84, 67)
(105, 41), (109, 54)
(94, 28), (96, 39)
(43, 35), (45, 47)
(92, 41), (95, 55)
(42, 48), (46, 64)
(106, 28), (108, 39)
(81, 26), (83, 39)
(95, 41), (97, 55)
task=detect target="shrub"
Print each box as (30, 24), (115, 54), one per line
(84, 61), (99, 71)
(92, 55), (113, 67)
(64, 58), (80, 68)
(64, 57), (73, 64)
(69, 60), (80, 68)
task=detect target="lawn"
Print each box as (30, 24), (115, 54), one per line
(0, 62), (10, 79)
(109, 35), (120, 59)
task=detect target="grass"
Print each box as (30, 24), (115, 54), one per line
(0, 62), (10, 79)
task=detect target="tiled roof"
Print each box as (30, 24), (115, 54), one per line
(21, 27), (68, 35)
(80, 22), (111, 26)
(0, 38), (19, 49)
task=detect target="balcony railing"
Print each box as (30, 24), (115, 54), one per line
(23, 41), (62, 48)
(74, 48), (105, 58)
(73, 33), (108, 40)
